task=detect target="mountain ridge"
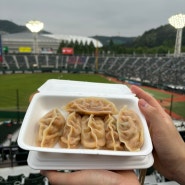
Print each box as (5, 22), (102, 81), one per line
(0, 20), (183, 48)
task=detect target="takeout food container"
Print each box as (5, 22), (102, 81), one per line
(18, 79), (153, 157)
(27, 151), (154, 170)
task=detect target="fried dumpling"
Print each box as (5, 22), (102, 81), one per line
(37, 108), (66, 148)
(117, 107), (144, 151)
(81, 114), (106, 149)
(60, 112), (81, 148)
(64, 97), (118, 115)
(104, 114), (124, 151)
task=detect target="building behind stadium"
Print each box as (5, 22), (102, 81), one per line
(1, 32), (103, 54)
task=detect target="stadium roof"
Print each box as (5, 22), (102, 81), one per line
(43, 34), (103, 47)
(2, 32), (58, 42)
(2, 32), (103, 47)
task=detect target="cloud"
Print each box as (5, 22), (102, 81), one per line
(1, 0), (185, 36)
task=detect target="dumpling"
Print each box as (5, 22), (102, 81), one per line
(37, 108), (66, 148)
(64, 97), (118, 115)
(117, 107), (144, 151)
(81, 114), (105, 149)
(60, 112), (81, 148)
(104, 114), (124, 151)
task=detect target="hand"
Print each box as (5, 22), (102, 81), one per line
(41, 170), (140, 185)
(131, 85), (185, 184)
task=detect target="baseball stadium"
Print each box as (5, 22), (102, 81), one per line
(0, 18), (185, 185)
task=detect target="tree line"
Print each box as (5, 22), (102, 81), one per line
(57, 38), (184, 56)
(57, 24), (185, 55)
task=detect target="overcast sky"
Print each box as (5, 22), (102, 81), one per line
(1, 0), (185, 37)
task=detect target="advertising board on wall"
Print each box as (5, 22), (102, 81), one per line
(62, 47), (74, 55)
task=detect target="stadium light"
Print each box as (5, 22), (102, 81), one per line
(26, 20), (44, 54)
(168, 13), (185, 57)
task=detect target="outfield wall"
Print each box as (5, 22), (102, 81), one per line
(0, 110), (25, 121)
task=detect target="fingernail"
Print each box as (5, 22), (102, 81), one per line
(139, 99), (148, 108)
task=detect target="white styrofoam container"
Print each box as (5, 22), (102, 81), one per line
(18, 79), (153, 157)
(28, 151), (154, 170)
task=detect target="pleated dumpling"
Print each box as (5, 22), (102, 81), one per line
(104, 114), (123, 151)
(64, 97), (118, 115)
(60, 112), (81, 148)
(117, 107), (144, 151)
(81, 114), (106, 149)
(37, 108), (66, 148)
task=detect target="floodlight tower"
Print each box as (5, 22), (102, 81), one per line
(26, 20), (44, 54)
(168, 13), (185, 57)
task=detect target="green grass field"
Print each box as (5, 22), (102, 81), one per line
(141, 87), (171, 99)
(0, 73), (184, 119)
(172, 102), (185, 118)
(0, 73), (112, 110)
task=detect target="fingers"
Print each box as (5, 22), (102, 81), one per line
(41, 170), (73, 185)
(131, 85), (168, 118)
(116, 170), (140, 185)
(130, 85), (162, 110)
(137, 99), (159, 122)
(130, 85), (171, 129)
(41, 170), (140, 185)
(41, 170), (98, 185)
(41, 170), (93, 185)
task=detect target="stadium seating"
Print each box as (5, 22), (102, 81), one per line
(57, 55), (68, 71)
(0, 173), (49, 185)
(0, 122), (28, 168)
(0, 181), (21, 185)
(15, 56), (28, 71)
(0, 177), (5, 182)
(24, 174), (47, 185)
(15, 148), (29, 166)
(0, 174), (23, 185)
(6, 174), (25, 184)
(75, 56), (87, 71)
(3, 55), (18, 71)
(0, 123), (21, 145)
(26, 55), (38, 70)
(1, 54), (185, 93)
(85, 56), (96, 71)
(47, 55), (57, 69)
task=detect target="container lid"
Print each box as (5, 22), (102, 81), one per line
(38, 79), (135, 97)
